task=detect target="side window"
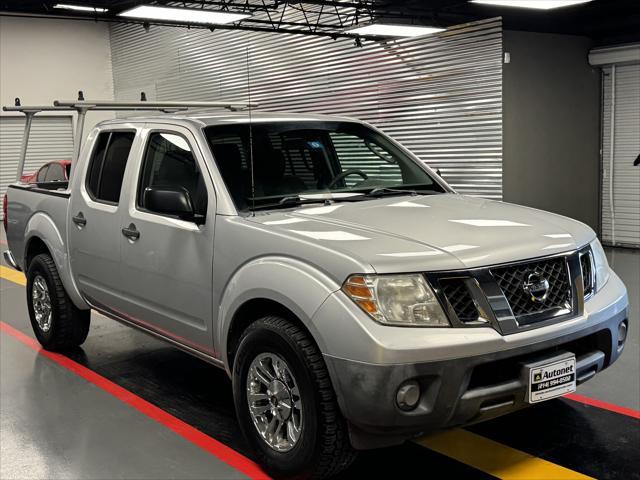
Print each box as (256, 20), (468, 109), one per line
(36, 165), (49, 183)
(44, 163), (65, 182)
(86, 131), (135, 204)
(138, 132), (207, 218)
(329, 132), (403, 187)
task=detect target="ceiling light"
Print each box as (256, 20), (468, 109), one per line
(119, 5), (250, 24)
(347, 24), (445, 37)
(470, 0), (594, 10)
(53, 3), (108, 12)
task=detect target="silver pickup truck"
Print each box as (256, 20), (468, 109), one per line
(3, 108), (629, 479)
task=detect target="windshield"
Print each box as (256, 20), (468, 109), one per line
(203, 121), (445, 211)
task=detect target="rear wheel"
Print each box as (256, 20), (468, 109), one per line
(233, 316), (357, 479)
(26, 253), (90, 351)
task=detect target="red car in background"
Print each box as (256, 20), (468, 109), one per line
(21, 160), (71, 184)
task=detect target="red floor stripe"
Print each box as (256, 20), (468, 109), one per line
(0, 320), (270, 480)
(565, 393), (640, 420)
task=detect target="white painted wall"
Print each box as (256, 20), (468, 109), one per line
(0, 16), (115, 132)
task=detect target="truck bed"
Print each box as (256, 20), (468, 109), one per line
(5, 183), (70, 271)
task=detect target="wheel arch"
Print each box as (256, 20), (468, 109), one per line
(226, 298), (317, 373)
(24, 236), (50, 269)
(23, 213), (88, 310)
(217, 256), (341, 373)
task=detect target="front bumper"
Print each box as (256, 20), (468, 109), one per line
(316, 272), (629, 449)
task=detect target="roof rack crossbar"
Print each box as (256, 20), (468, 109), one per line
(3, 106), (75, 112)
(53, 100), (257, 111)
(3, 97), (258, 181)
(3, 106), (189, 113)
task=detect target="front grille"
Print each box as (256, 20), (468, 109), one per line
(491, 257), (571, 319)
(440, 278), (480, 323)
(580, 251), (594, 298)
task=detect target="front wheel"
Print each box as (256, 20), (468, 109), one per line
(26, 253), (90, 351)
(233, 316), (356, 479)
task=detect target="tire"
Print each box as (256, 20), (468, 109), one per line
(233, 316), (357, 479)
(26, 253), (90, 351)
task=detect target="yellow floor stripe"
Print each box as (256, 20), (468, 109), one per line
(0, 264), (593, 479)
(0, 265), (26, 286)
(417, 429), (594, 480)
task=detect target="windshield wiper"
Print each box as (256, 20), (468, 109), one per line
(364, 186), (445, 197)
(329, 186), (442, 202)
(364, 187), (418, 197)
(279, 195), (332, 206)
(322, 187), (433, 203)
(246, 195), (329, 211)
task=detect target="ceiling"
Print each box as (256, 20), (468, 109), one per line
(0, 0), (638, 45)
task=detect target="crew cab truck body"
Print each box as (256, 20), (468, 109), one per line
(3, 111), (629, 479)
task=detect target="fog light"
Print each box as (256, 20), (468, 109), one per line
(396, 381), (421, 411)
(618, 320), (628, 349)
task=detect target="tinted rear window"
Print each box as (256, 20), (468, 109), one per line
(36, 165), (49, 183)
(86, 131), (135, 204)
(44, 163), (65, 182)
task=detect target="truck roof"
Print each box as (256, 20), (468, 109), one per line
(97, 111), (363, 129)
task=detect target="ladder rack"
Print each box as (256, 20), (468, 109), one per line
(2, 93), (258, 181)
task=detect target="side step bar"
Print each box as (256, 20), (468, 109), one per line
(3, 250), (20, 271)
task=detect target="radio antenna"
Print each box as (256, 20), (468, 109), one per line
(246, 46), (256, 217)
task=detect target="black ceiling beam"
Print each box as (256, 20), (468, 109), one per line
(0, 0), (638, 45)
(0, 11), (381, 39)
(151, 0), (280, 12)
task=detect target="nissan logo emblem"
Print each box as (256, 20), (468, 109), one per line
(523, 271), (550, 303)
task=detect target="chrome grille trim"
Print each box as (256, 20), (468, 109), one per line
(438, 277), (483, 324)
(579, 247), (595, 300)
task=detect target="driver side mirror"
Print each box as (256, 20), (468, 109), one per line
(143, 186), (196, 221)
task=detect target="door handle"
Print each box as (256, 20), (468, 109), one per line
(72, 212), (86, 227)
(121, 223), (140, 241)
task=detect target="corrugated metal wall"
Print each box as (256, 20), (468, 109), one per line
(0, 116), (74, 218)
(601, 63), (640, 247)
(110, 17), (503, 198)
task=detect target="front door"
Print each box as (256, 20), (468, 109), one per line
(68, 128), (137, 309)
(118, 125), (215, 354)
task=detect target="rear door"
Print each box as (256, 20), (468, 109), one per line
(117, 124), (216, 353)
(68, 127), (137, 309)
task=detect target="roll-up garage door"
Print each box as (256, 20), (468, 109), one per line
(0, 115), (74, 219)
(601, 64), (640, 248)
(110, 18), (503, 199)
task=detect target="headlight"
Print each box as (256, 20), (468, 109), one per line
(590, 238), (611, 292)
(342, 274), (450, 327)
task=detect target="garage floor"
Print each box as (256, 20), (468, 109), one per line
(1, 234), (638, 479)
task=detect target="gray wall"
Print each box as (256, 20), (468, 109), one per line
(0, 16), (115, 217)
(503, 30), (601, 231)
(0, 16), (115, 132)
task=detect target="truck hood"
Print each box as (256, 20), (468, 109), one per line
(248, 194), (596, 272)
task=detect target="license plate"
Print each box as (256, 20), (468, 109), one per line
(525, 354), (576, 403)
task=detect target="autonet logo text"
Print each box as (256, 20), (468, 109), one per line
(536, 364), (574, 381)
